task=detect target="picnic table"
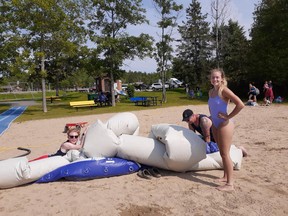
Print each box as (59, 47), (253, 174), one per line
(46, 96), (61, 103)
(130, 96), (161, 106)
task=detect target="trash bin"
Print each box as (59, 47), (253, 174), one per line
(87, 94), (97, 100)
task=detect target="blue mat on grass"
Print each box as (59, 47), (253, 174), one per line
(0, 106), (27, 136)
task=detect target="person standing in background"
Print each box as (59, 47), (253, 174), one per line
(268, 80), (274, 103)
(248, 83), (257, 102)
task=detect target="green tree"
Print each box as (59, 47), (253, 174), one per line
(122, 71), (160, 85)
(126, 84), (135, 98)
(0, 2), (23, 82)
(86, 0), (153, 106)
(218, 20), (249, 93)
(249, 0), (288, 95)
(2, 0), (85, 112)
(174, 0), (211, 89)
(152, 0), (183, 103)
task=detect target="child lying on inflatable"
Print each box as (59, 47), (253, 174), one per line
(29, 126), (87, 162)
(0, 113), (141, 189)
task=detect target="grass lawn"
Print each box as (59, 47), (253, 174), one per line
(0, 88), (207, 122)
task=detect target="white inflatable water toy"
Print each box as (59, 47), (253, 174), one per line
(0, 112), (243, 189)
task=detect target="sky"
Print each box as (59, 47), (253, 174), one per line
(122, 0), (261, 73)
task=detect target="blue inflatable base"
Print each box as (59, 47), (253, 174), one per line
(36, 157), (141, 183)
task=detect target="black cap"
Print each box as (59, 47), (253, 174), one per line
(182, 109), (193, 121)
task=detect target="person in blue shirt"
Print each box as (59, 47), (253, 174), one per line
(98, 91), (108, 106)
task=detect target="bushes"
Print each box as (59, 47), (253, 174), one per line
(126, 85), (135, 98)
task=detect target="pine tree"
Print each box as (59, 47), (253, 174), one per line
(219, 20), (249, 85)
(174, 0), (211, 88)
(152, 0), (183, 103)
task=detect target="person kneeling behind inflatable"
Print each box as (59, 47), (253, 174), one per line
(182, 109), (247, 156)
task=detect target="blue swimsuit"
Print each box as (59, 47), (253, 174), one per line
(208, 95), (228, 128)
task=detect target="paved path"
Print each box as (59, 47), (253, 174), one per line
(0, 106), (27, 136)
(0, 100), (38, 106)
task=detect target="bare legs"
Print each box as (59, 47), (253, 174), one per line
(212, 121), (234, 191)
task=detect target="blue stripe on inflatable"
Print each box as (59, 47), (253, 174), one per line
(36, 157), (141, 183)
(0, 106), (27, 136)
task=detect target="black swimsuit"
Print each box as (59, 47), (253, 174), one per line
(49, 149), (66, 157)
(49, 140), (68, 157)
(190, 114), (215, 142)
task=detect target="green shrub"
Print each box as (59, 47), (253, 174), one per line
(126, 85), (135, 98)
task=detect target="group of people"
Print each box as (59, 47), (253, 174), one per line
(51, 68), (245, 192)
(94, 91), (112, 106)
(247, 81), (274, 106)
(186, 85), (203, 99)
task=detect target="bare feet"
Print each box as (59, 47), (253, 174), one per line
(216, 184), (234, 191)
(216, 177), (227, 182)
(238, 146), (248, 157)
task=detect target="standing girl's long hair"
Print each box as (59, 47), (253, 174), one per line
(210, 68), (227, 95)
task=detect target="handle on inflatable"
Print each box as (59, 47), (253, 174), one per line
(15, 147), (31, 158)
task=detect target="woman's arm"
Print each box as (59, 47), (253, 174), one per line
(61, 142), (83, 151)
(221, 87), (245, 120)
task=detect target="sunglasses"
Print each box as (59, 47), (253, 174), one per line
(69, 135), (79, 139)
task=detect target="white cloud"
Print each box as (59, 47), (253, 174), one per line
(123, 57), (157, 73)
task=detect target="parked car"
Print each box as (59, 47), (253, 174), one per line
(150, 83), (169, 91)
(134, 83), (148, 91)
(121, 84), (128, 91)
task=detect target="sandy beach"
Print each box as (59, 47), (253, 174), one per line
(0, 104), (287, 216)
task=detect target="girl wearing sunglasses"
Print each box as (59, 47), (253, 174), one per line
(49, 128), (84, 157)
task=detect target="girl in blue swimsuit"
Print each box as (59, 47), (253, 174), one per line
(208, 68), (244, 191)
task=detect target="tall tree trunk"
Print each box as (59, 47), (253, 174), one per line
(55, 70), (59, 96)
(215, 0), (219, 68)
(161, 65), (167, 103)
(110, 72), (116, 107)
(161, 25), (167, 103)
(41, 55), (47, 113)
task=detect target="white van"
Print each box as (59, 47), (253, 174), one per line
(168, 78), (183, 88)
